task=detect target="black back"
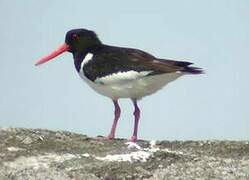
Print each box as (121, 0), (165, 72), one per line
(65, 29), (203, 81)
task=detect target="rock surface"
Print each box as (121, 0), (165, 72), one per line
(0, 127), (248, 180)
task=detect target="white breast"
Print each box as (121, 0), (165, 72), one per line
(79, 68), (183, 100)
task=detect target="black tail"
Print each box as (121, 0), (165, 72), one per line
(176, 61), (204, 74)
(182, 66), (204, 74)
(155, 59), (204, 74)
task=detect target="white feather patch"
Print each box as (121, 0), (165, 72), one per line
(95, 70), (152, 84)
(80, 53), (93, 69)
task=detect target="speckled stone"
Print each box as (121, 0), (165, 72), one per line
(0, 127), (248, 180)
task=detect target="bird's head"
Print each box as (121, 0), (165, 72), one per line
(35, 28), (101, 66)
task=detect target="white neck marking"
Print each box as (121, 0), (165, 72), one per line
(80, 53), (94, 70)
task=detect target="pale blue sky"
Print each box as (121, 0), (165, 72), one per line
(0, 0), (248, 140)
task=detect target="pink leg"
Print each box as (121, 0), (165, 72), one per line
(107, 100), (121, 140)
(130, 99), (140, 142)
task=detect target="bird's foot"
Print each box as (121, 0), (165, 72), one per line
(95, 135), (114, 141)
(106, 134), (115, 140)
(129, 135), (137, 142)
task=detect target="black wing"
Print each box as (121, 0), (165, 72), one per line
(83, 45), (203, 82)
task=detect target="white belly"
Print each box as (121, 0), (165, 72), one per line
(79, 71), (183, 100)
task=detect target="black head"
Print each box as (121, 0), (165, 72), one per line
(65, 29), (102, 53)
(35, 28), (102, 66)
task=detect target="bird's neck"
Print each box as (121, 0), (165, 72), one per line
(73, 45), (102, 72)
(73, 52), (86, 72)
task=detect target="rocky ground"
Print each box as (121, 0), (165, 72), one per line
(0, 127), (248, 180)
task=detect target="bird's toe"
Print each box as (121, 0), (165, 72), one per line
(129, 135), (138, 142)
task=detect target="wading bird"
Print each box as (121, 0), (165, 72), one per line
(35, 29), (203, 142)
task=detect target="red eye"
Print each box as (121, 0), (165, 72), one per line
(72, 34), (80, 41)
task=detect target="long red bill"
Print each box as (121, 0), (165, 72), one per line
(35, 43), (70, 66)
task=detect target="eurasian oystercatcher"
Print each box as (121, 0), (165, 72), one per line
(35, 28), (203, 142)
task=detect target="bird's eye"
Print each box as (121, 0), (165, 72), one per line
(72, 34), (80, 41)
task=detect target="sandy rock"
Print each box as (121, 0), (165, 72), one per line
(0, 128), (248, 180)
